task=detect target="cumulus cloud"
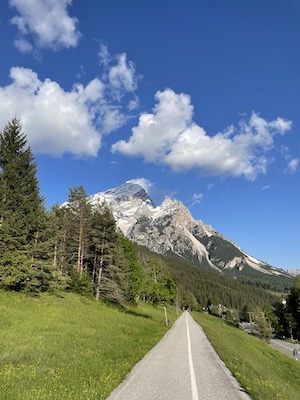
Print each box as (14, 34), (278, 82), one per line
(127, 178), (153, 194)
(9, 0), (80, 52)
(112, 88), (292, 180)
(0, 50), (139, 156)
(0, 67), (101, 155)
(112, 89), (193, 162)
(284, 158), (299, 175)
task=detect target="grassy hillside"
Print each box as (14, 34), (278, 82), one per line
(0, 290), (178, 400)
(192, 312), (300, 400)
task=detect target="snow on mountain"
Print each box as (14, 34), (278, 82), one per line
(88, 182), (291, 278)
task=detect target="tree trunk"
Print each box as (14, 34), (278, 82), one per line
(95, 264), (103, 301)
(77, 216), (84, 274)
(92, 254), (97, 283)
(53, 243), (57, 268)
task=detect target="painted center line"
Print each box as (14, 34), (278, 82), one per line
(186, 313), (199, 400)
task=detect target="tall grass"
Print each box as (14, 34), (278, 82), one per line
(192, 312), (300, 400)
(0, 291), (178, 400)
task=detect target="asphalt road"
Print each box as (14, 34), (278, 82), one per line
(270, 338), (300, 360)
(106, 312), (251, 400)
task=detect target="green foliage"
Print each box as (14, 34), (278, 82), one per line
(117, 234), (143, 301)
(0, 118), (47, 293)
(232, 263), (293, 293)
(138, 254), (176, 305)
(178, 289), (198, 310)
(252, 307), (273, 342)
(288, 276), (300, 339)
(88, 203), (125, 302)
(200, 234), (244, 265)
(275, 277), (300, 340)
(138, 248), (278, 312)
(67, 185), (92, 275)
(66, 269), (94, 297)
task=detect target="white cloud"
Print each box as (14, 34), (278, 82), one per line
(284, 158), (298, 175)
(0, 52), (139, 156)
(109, 53), (137, 93)
(127, 96), (140, 111)
(13, 37), (33, 53)
(279, 145), (298, 175)
(9, 0), (80, 52)
(98, 43), (111, 66)
(0, 67), (101, 156)
(112, 88), (292, 180)
(262, 185), (271, 190)
(127, 178), (153, 194)
(190, 193), (203, 207)
(112, 89), (193, 163)
(99, 45), (140, 103)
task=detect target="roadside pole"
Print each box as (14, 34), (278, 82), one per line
(164, 305), (168, 326)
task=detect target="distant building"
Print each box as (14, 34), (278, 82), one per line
(287, 269), (300, 277)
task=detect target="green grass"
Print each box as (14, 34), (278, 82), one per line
(0, 290), (178, 400)
(192, 312), (300, 400)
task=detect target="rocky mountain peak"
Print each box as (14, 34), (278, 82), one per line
(106, 182), (154, 204)
(88, 182), (291, 280)
(90, 182), (155, 208)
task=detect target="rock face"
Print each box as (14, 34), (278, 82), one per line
(89, 182), (290, 278)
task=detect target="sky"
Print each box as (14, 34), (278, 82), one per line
(0, 0), (299, 271)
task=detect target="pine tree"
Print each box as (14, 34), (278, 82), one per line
(0, 117), (46, 291)
(89, 203), (124, 302)
(67, 185), (92, 275)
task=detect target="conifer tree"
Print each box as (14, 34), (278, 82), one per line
(67, 185), (92, 275)
(89, 203), (124, 301)
(0, 117), (46, 291)
(49, 204), (69, 273)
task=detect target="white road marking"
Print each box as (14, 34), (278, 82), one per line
(186, 313), (199, 400)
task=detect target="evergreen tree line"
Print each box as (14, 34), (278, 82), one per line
(267, 276), (300, 340)
(0, 118), (175, 304)
(136, 246), (300, 339)
(136, 246), (277, 311)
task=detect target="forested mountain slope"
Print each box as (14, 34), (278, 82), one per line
(89, 182), (292, 290)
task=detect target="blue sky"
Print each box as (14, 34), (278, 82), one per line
(0, 0), (299, 270)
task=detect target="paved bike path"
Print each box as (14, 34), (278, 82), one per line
(106, 312), (251, 400)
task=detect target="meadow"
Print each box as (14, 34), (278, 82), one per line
(2, 289), (299, 400)
(192, 312), (300, 400)
(0, 291), (178, 400)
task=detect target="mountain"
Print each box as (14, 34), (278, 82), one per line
(89, 182), (292, 283)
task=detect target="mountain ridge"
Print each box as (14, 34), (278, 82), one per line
(88, 182), (291, 281)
